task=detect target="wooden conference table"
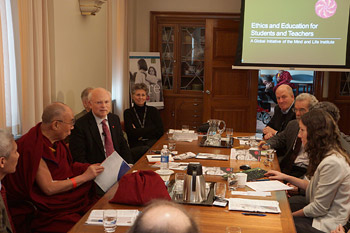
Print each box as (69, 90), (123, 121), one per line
(68, 133), (296, 233)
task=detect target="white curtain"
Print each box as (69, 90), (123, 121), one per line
(0, 0), (21, 135)
(16, 0), (52, 134)
(107, 0), (129, 120)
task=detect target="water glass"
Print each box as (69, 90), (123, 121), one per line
(182, 125), (189, 132)
(215, 182), (226, 199)
(168, 141), (176, 150)
(266, 149), (275, 162)
(167, 129), (174, 140)
(174, 173), (185, 201)
(227, 174), (238, 191)
(226, 128), (233, 137)
(103, 210), (117, 233)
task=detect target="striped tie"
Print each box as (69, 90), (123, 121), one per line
(102, 119), (114, 156)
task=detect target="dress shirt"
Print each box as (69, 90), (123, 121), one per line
(92, 113), (109, 156)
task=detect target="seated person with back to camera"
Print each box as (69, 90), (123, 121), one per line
(124, 83), (164, 163)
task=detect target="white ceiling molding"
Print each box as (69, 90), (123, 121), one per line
(79, 0), (107, 16)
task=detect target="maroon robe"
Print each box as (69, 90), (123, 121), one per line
(3, 123), (97, 233)
(273, 71), (296, 92)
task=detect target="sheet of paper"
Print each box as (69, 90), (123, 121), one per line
(228, 198), (281, 213)
(151, 162), (188, 170)
(86, 209), (140, 226)
(247, 180), (294, 192)
(94, 151), (130, 192)
(230, 191), (271, 197)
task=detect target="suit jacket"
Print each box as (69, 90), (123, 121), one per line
(268, 120), (350, 175)
(0, 188), (13, 233)
(304, 153), (350, 232)
(267, 104), (296, 133)
(267, 119), (299, 168)
(69, 111), (133, 164)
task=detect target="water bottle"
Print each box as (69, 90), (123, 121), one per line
(160, 145), (170, 170)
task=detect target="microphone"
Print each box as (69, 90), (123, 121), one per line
(102, 132), (106, 136)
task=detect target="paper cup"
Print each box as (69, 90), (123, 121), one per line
(237, 173), (247, 188)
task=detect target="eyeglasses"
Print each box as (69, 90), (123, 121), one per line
(54, 119), (75, 126)
(93, 100), (111, 105)
(292, 108), (307, 114)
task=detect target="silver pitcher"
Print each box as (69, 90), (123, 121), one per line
(183, 163), (206, 203)
(205, 119), (226, 146)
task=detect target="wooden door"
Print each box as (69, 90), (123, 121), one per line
(204, 19), (258, 133)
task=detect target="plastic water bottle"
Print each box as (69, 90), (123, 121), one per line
(160, 145), (170, 170)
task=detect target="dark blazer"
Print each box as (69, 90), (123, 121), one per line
(267, 104), (296, 133)
(267, 119), (299, 168)
(69, 111), (133, 164)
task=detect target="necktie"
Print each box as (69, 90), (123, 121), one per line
(102, 119), (114, 157)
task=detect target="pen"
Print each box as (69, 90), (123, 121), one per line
(151, 156), (161, 158)
(241, 213), (266, 216)
(90, 219), (103, 222)
(255, 179), (270, 181)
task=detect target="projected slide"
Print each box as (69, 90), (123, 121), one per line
(241, 0), (350, 66)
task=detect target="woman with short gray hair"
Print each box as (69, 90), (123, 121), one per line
(124, 83), (164, 162)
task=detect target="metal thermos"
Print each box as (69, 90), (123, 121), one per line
(183, 163), (206, 203)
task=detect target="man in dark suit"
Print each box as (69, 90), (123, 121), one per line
(69, 87), (133, 164)
(259, 93), (318, 177)
(263, 84), (296, 140)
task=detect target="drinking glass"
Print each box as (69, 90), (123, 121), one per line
(167, 129), (174, 140)
(226, 128), (233, 137)
(214, 182), (226, 199)
(182, 125), (189, 132)
(227, 174), (238, 191)
(103, 210), (117, 233)
(226, 128), (234, 146)
(174, 173), (185, 201)
(168, 141), (176, 150)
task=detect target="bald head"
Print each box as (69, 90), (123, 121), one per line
(128, 200), (199, 233)
(88, 88), (112, 118)
(42, 102), (71, 124)
(275, 84), (295, 112)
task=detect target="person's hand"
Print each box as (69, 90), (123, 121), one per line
(258, 141), (270, 150)
(263, 126), (277, 136)
(263, 132), (274, 140)
(286, 183), (299, 197)
(265, 170), (287, 181)
(83, 164), (104, 181)
(331, 224), (346, 233)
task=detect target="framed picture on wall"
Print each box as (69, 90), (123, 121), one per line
(129, 52), (164, 108)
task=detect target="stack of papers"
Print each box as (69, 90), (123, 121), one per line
(86, 209), (140, 226)
(151, 162), (188, 170)
(247, 180), (294, 192)
(172, 131), (198, 142)
(230, 191), (271, 197)
(228, 198), (281, 213)
(196, 153), (229, 160)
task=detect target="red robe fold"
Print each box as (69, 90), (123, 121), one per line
(3, 123), (97, 233)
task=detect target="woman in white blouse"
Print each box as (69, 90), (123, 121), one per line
(266, 109), (350, 233)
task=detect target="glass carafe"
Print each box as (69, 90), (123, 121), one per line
(205, 119), (226, 146)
